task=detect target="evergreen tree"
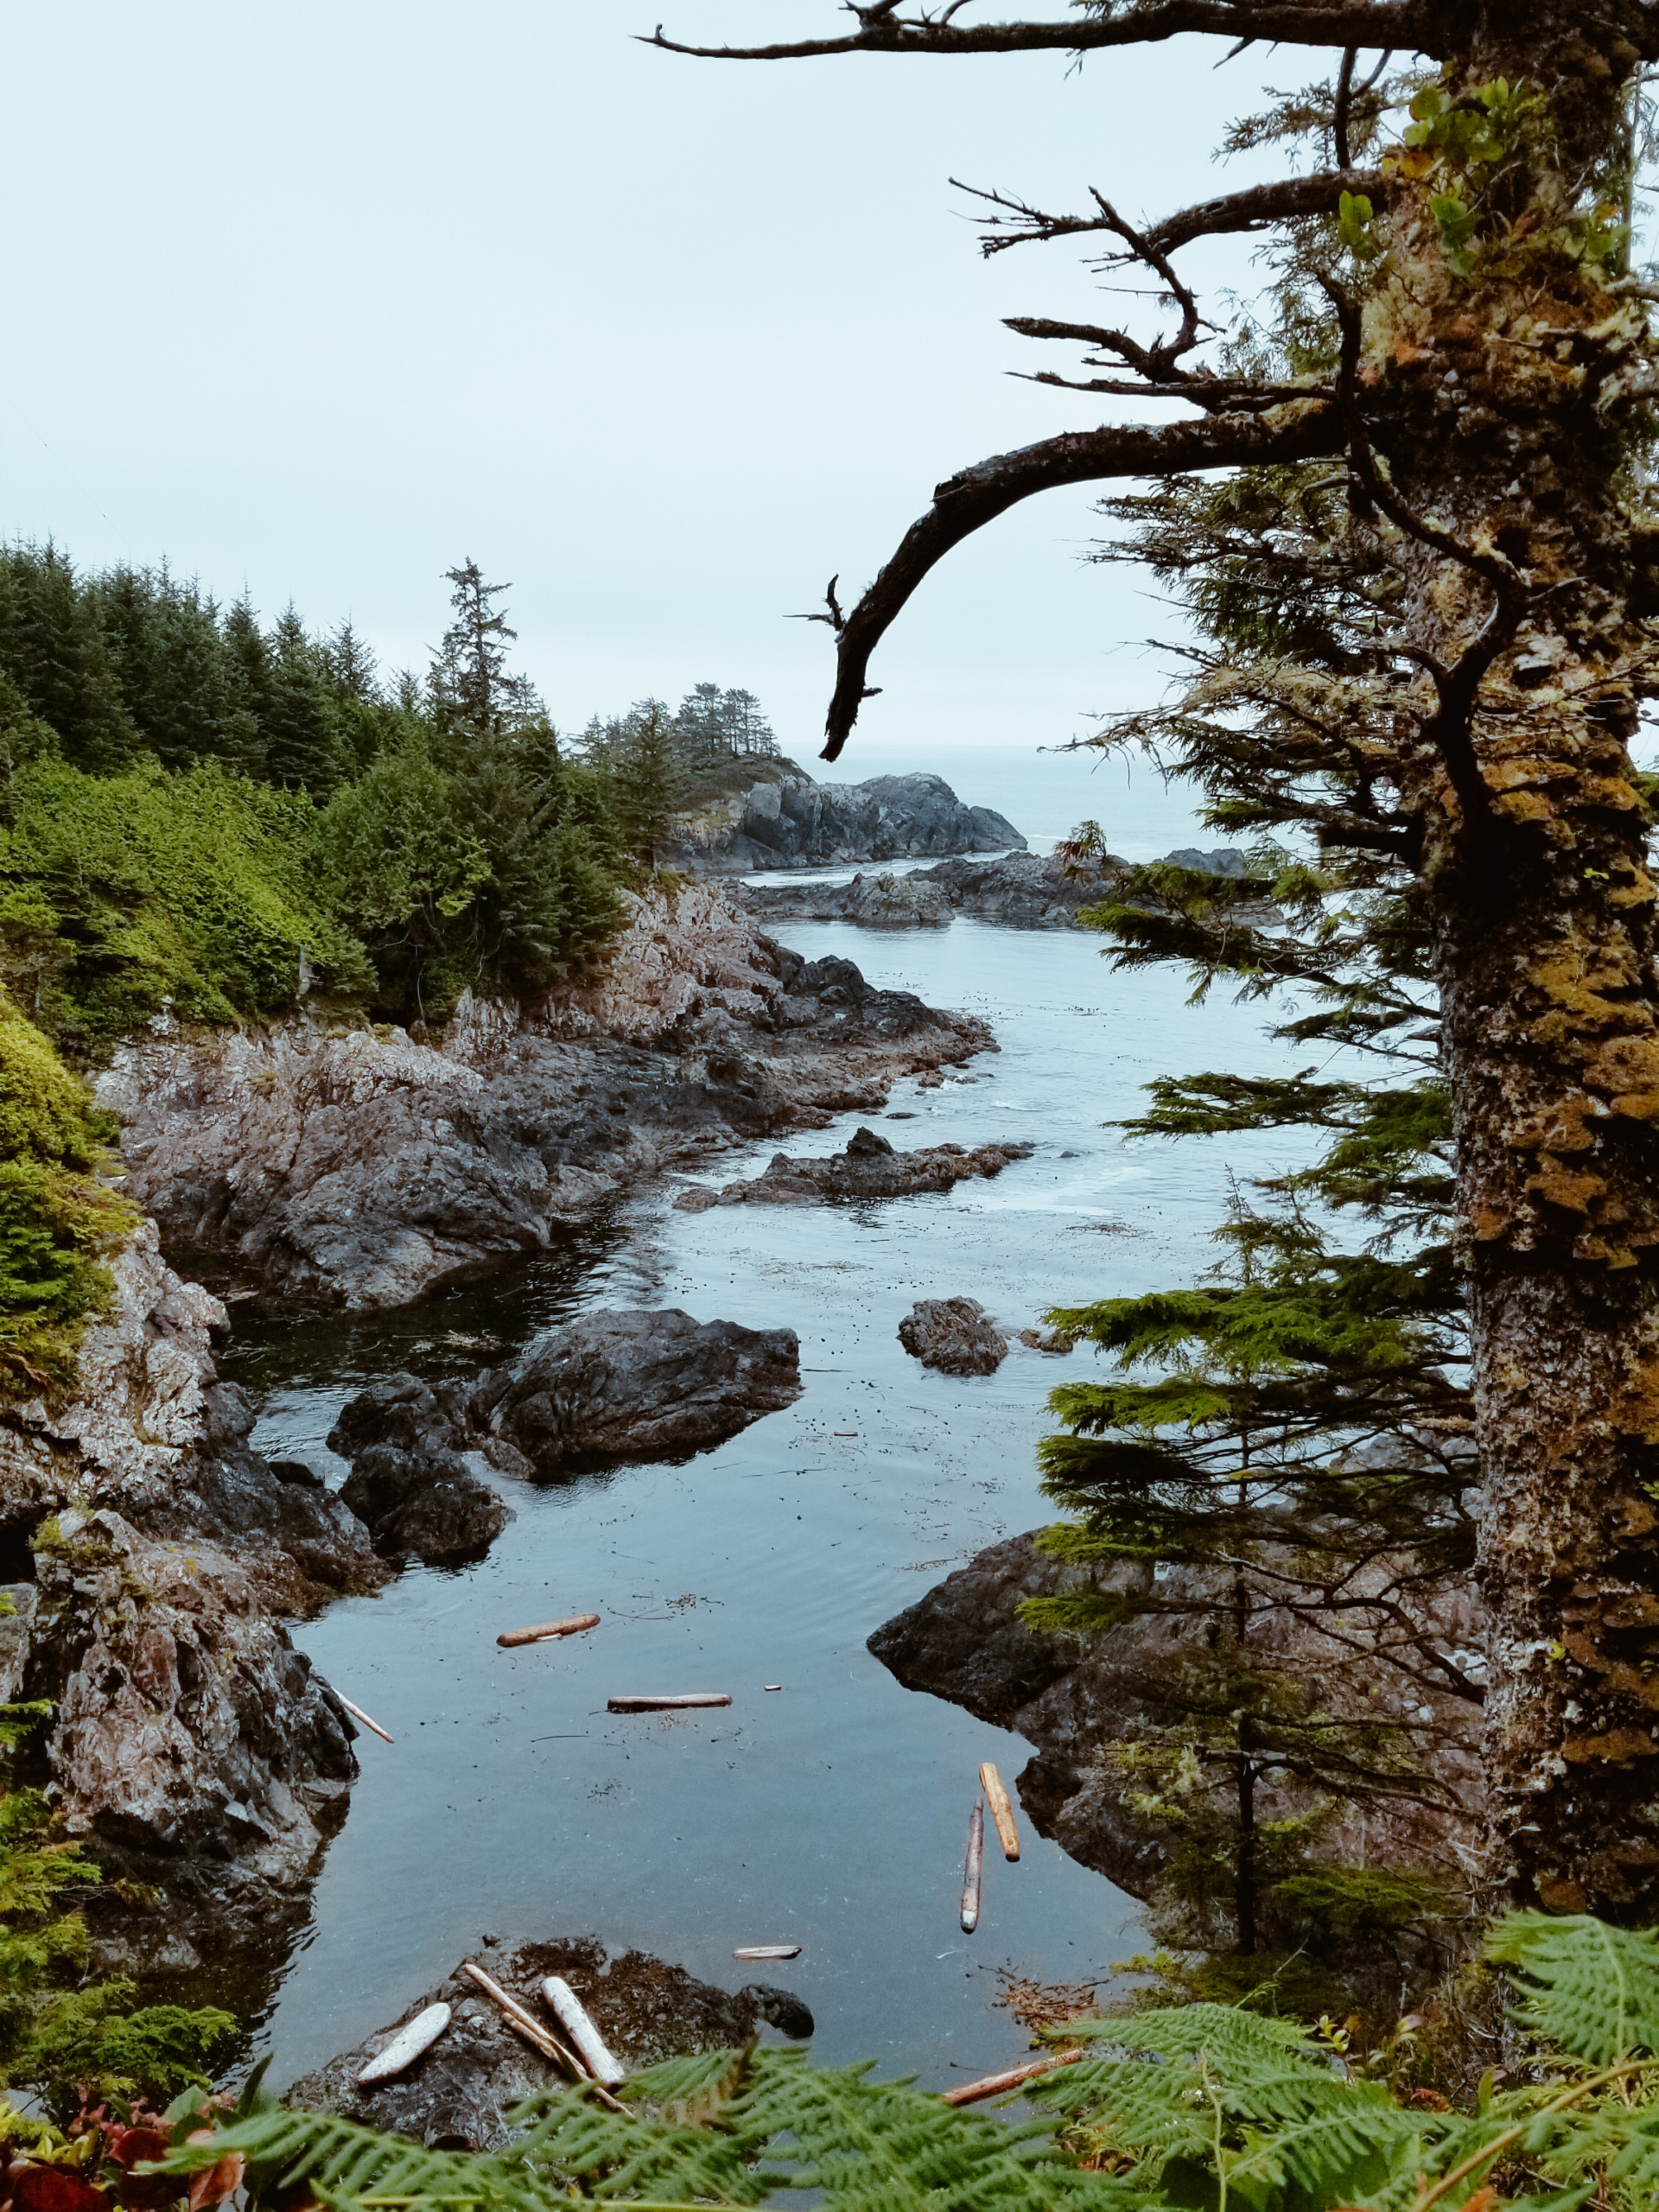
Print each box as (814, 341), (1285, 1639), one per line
(0, 547), (136, 773)
(220, 593), (272, 778)
(429, 561), (540, 744)
(594, 699), (687, 870)
(262, 605), (346, 793)
(667, 0), (1659, 1918)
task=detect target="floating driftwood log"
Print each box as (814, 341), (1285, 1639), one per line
(357, 2002), (452, 2085)
(335, 1693), (394, 1744)
(961, 1800), (983, 1933)
(541, 1976), (626, 2087)
(979, 1761), (1020, 1861)
(732, 1945), (802, 1961)
(498, 1613), (601, 1648)
(607, 1694), (732, 1712)
(942, 2048), (1084, 2107)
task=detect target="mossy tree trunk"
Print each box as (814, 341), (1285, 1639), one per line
(661, 1), (1659, 1913)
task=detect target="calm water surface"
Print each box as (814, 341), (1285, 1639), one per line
(226, 915), (1307, 2093)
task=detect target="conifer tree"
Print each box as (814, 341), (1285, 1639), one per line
(262, 606), (346, 793)
(662, 3), (1659, 1917)
(0, 547), (135, 773)
(429, 561), (540, 744)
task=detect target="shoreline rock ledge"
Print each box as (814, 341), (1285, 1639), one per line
(0, 1221), (385, 1983)
(99, 886), (995, 1312)
(675, 1126), (1033, 1211)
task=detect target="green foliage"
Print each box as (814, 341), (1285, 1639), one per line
(168, 2044), (1103, 2212)
(0, 758), (372, 1047)
(0, 988), (133, 1390)
(0, 1696), (231, 2123)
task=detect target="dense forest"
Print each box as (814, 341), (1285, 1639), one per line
(0, 543), (774, 1052)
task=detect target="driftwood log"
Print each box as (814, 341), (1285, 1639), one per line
(979, 1761), (1020, 1860)
(961, 1800), (983, 1933)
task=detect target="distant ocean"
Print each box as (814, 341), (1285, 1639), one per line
(812, 737), (1215, 861)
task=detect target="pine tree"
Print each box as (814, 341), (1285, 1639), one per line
(601, 699), (687, 871)
(660, 1), (1659, 1919)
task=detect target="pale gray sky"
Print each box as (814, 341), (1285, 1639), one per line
(0, 5), (1285, 781)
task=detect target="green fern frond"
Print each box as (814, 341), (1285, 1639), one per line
(1485, 1910), (1659, 2065)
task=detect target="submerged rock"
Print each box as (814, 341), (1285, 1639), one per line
(340, 1444), (512, 1563)
(100, 887), (995, 1311)
(674, 1129), (1033, 1211)
(475, 1309), (802, 1471)
(897, 1297), (1009, 1376)
(289, 1936), (815, 2149)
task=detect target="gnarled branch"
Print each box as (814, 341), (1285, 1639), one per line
(644, 4), (1442, 65)
(960, 168), (1389, 258)
(819, 404), (1342, 758)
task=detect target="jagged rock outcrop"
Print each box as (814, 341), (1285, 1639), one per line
(738, 845), (1259, 930)
(669, 768), (1023, 875)
(869, 1530), (1484, 1958)
(99, 887), (994, 1310)
(0, 1223), (382, 1974)
(289, 1936), (814, 2148)
(673, 1128), (1033, 1211)
(328, 1310), (802, 1485)
(897, 1297), (1009, 1376)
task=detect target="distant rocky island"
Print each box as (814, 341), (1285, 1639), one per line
(664, 754), (1023, 874)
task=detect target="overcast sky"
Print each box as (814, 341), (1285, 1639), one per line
(0, 6), (1288, 782)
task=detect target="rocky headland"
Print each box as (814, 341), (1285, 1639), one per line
(97, 886), (994, 1311)
(666, 761), (1023, 875)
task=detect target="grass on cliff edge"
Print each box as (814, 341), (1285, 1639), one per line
(0, 985), (133, 1395)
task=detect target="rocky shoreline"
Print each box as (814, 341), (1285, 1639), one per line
(98, 885), (993, 1311)
(0, 884), (995, 1997)
(666, 764), (1023, 875)
(734, 844), (1255, 929)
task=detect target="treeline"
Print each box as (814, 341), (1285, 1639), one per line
(0, 545), (777, 1048)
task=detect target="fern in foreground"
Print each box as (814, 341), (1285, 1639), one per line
(152, 1913), (1659, 2211)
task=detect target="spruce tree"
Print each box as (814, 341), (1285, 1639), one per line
(262, 605), (346, 793)
(0, 546), (136, 772)
(660, 3), (1659, 1916)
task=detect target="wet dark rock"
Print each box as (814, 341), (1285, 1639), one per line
(474, 1309), (802, 1471)
(675, 1132), (1033, 1211)
(897, 1297), (1009, 1377)
(327, 1373), (478, 1462)
(340, 1444), (512, 1564)
(1015, 1326), (1075, 1355)
(670, 767), (1023, 875)
(289, 1937), (815, 2149)
(868, 1530), (1484, 1968)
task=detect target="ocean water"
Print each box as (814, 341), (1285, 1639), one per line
(224, 906), (1308, 2093)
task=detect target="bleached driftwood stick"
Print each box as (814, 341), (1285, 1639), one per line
(541, 1976), (626, 2086)
(335, 1693), (394, 1744)
(942, 2048), (1084, 2107)
(979, 1761), (1020, 1860)
(357, 2002), (452, 2085)
(498, 1613), (600, 1649)
(961, 1800), (984, 1933)
(461, 1963), (626, 2113)
(607, 1694), (732, 1712)
(732, 1945), (802, 1961)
